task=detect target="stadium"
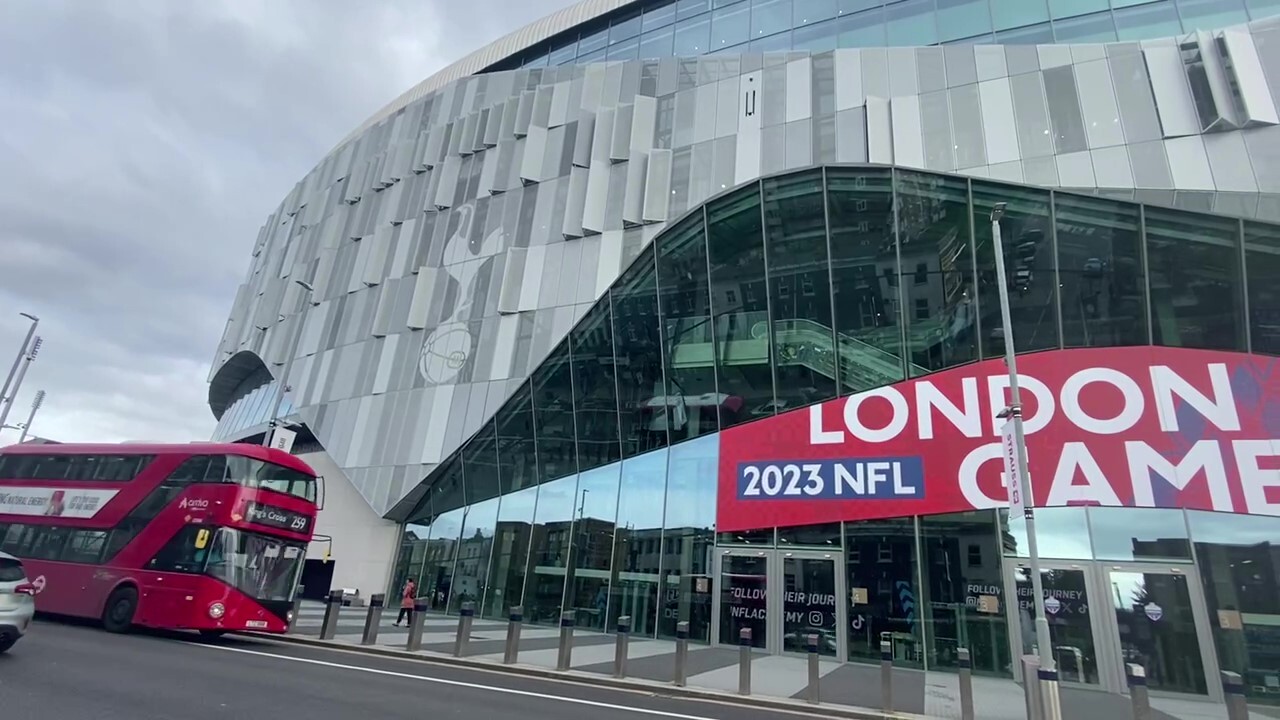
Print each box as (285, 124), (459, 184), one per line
(207, 0), (1280, 705)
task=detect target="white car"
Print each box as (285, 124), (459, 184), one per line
(0, 551), (36, 653)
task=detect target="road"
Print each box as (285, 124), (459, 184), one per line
(1, 620), (809, 720)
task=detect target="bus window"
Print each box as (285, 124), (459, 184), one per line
(148, 526), (212, 574)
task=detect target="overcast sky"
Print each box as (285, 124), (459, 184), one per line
(0, 0), (570, 444)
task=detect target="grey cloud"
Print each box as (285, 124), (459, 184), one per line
(0, 0), (569, 443)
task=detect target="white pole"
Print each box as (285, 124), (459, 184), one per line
(18, 390), (45, 443)
(0, 313), (38, 419)
(263, 280), (314, 448)
(990, 204), (1060, 720)
(0, 336), (41, 433)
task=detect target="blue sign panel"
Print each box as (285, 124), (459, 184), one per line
(736, 457), (925, 500)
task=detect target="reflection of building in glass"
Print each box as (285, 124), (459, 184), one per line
(207, 0), (1280, 706)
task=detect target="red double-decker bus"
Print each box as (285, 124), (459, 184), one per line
(0, 442), (318, 635)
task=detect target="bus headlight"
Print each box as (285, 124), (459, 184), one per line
(208, 602), (226, 619)
(287, 610), (295, 623)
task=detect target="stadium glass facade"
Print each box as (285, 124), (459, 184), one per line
(393, 165), (1280, 698)
(490, 0), (1280, 68)
(206, 0), (1280, 706)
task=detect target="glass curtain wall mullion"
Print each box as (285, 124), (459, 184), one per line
(703, 203), (722, 427)
(1139, 204), (1154, 346)
(1048, 190), (1065, 349)
(967, 176), (983, 359)
(892, 168), (910, 382)
(758, 179), (783, 415)
(913, 514), (929, 672)
(822, 166), (840, 390)
(1240, 217), (1253, 352)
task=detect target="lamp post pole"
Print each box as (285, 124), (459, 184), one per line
(990, 203), (1060, 720)
(0, 313), (38, 419)
(17, 390), (45, 443)
(0, 336), (42, 434)
(263, 280), (315, 448)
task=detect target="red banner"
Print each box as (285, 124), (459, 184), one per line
(716, 347), (1280, 532)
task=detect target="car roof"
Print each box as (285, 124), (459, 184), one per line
(0, 550), (18, 562)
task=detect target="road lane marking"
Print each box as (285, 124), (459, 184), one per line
(198, 644), (725, 720)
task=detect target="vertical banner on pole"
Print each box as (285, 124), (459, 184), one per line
(1001, 419), (1028, 517)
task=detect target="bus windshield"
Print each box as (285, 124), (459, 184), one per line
(225, 456), (316, 503)
(204, 528), (305, 603)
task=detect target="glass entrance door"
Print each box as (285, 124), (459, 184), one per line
(717, 550), (769, 649)
(780, 550), (842, 658)
(1102, 566), (1215, 697)
(713, 548), (844, 656)
(1006, 559), (1221, 699)
(1008, 562), (1106, 686)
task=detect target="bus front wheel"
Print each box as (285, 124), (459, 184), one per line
(102, 587), (137, 633)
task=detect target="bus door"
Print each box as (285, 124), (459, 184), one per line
(139, 526), (212, 627)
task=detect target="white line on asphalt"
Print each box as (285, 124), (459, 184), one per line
(198, 644), (722, 720)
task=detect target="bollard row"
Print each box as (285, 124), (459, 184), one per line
(320, 588), (343, 640)
(361, 593), (386, 646)
(503, 606), (523, 664)
(556, 611), (575, 671)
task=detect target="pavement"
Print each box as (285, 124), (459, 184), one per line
(1, 618), (816, 720)
(286, 601), (1276, 720)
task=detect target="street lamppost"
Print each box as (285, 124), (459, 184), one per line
(0, 336), (42, 435)
(990, 203), (1061, 720)
(0, 313), (38, 420)
(263, 279), (315, 449)
(17, 390), (45, 443)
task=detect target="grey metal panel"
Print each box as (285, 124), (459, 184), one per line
(835, 107), (867, 163)
(458, 112), (479, 156)
(1074, 59), (1125, 149)
(1164, 135), (1215, 190)
(371, 284), (396, 337)
(1022, 156), (1058, 186)
(1193, 31), (1242, 130)
(477, 146), (500, 196)
(363, 227), (392, 286)
(950, 83), (986, 170)
(631, 94), (657, 151)
(1244, 126), (1280, 191)
(573, 113), (595, 168)
(406, 266), (446, 329)
(1006, 45), (1040, 76)
(1009, 68), (1055, 161)
(1203, 131), (1259, 192)
(591, 107), (616, 164)
(979, 78), (1019, 166)
(483, 105), (503, 148)
(643, 148), (672, 222)
(433, 156), (462, 209)
(532, 84), (555, 128)
(497, 247), (527, 313)
(944, 45), (977, 88)
(920, 90), (954, 172)
(917, 47), (946, 94)
(622, 151), (648, 226)
(1223, 29), (1280, 126)
(975, 45), (1008, 83)
(499, 97), (519, 140)
(693, 82), (718, 144)
(514, 90), (535, 138)
(734, 70), (763, 184)
(835, 50), (864, 111)
(1042, 65), (1088, 155)
(581, 63), (606, 111)
(611, 103), (635, 161)
(548, 81), (572, 128)
(891, 95), (924, 169)
(562, 165), (590, 238)
(520, 125), (549, 184)
(867, 97), (892, 165)
(862, 49), (889, 100)
(1143, 45), (1201, 138)
(715, 78), (738, 138)
(1091, 146), (1134, 188)
(1038, 45), (1073, 70)
(582, 160), (610, 235)
(1108, 53), (1163, 144)
(786, 57), (812, 123)
(887, 47), (918, 97)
